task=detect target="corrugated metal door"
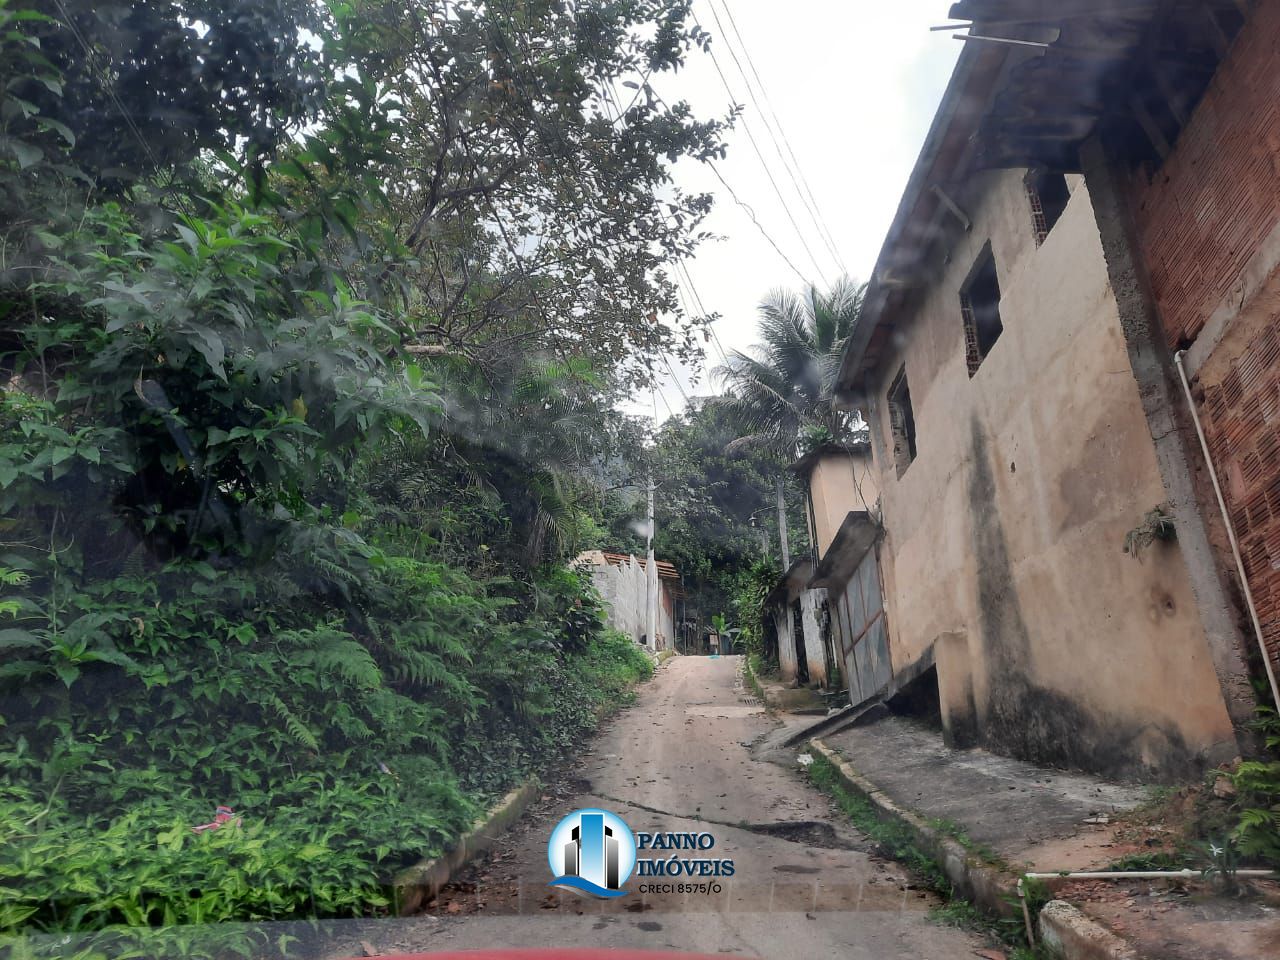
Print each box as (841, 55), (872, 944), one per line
(835, 547), (891, 706)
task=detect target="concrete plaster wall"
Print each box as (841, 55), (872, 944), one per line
(865, 169), (1236, 779)
(808, 453), (879, 558)
(799, 588), (828, 686)
(584, 555), (675, 649)
(775, 606), (797, 682)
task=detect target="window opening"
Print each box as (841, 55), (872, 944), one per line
(886, 367), (917, 475)
(960, 248), (1003, 376)
(1026, 170), (1070, 244)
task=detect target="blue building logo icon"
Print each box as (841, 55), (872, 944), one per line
(547, 808), (636, 898)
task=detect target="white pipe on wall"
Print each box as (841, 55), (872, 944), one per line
(1173, 349), (1280, 709)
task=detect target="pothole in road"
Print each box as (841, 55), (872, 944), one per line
(585, 792), (861, 851)
(740, 819), (852, 849)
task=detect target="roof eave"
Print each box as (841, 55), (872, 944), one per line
(836, 42), (993, 403)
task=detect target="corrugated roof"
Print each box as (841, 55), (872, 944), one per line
(576, 550), (685, 597)
(600, 552), (681, 581)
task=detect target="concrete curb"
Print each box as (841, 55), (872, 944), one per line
(1038, 900), (1140, 960)
(808, 738), (1142, 960)
(742, 656), (771, 711)
(393, 777), (541, 916)
(392, 652), (656, 916)
(808, 738), (1017, 920)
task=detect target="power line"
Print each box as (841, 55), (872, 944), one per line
(690, 13), (829, 285)
(705, 158), (811, 285)
(592, 78), (698, 421)
(671, 264), (723, 365)
(704, 0), (847, 276)
(660, 353), (690, 407)
(674, 261), (730, 370)
(651, 378), (676, 421)
(643, 84), (809, 287)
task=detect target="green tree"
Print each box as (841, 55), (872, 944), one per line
(0, 0), (714, 932)
(329, 0), (733, 389)
(715, 276), (867, 458)
(14, 0), (326, 176)
(637, 401), (808, 637)
(714, 276), (866, 570)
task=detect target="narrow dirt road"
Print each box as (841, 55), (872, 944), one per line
(333, 655), (984, 959)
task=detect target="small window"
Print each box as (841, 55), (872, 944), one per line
(886, 367), (917, 476)
(960, 247), (1003, 376)
(1026, 170), (1070, 245)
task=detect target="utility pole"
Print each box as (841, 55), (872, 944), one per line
(775, 475), (797, 681)
(646, 477), (658, 650)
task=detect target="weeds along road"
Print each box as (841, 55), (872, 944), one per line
(328, 655), (984, 959)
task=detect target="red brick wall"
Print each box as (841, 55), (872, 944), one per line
(1199, 325), (1280, 682)
(1132, 1), (1280, 684)
(1132, 0), (1280, 349)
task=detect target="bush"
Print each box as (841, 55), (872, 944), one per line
(0, 546), (652, 934)
(1232, 706), (1280, 866)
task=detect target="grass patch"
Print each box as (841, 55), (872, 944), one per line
(1107, 850), (1187, 871)
(928, 817), (1007, 869)
(805, 750), (950, 893)
(927, 898), (986, 928)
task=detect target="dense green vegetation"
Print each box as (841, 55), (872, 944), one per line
(0, 0), (719, 934)
(641, 402), (808, 642)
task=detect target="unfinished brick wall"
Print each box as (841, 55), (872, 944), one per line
(1132, 0), (1280, 349)
(1132, 0), (1280, 683)
(1199, 326), (1280, 682)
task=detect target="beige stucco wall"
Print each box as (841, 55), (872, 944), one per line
(808, 452), (879, 559)
(864, 170), (1235, 779)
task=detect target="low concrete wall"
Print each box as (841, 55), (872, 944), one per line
(1039, 901), (1139, 960)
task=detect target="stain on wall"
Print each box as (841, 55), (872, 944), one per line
(966, 420), (1200, 780)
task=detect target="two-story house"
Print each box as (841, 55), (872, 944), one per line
(816, 0), (1275, 780)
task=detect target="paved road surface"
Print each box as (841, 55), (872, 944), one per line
(328, 655), (985, 959)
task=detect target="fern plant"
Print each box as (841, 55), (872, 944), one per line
(1232, 706), (1280, 865)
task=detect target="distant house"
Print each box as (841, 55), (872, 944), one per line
(575, 550), (683, 650)
(762, 557), (824, 686)
(806, 0), (1279, 780)
(791, 443), (886, 705)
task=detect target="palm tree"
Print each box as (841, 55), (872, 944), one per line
(714, 276), (866, 569)
(716, 276), (866, 459)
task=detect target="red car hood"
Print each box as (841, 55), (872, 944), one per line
(350, 952), (732, 960)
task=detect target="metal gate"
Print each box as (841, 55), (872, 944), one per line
(832, 546), (891, 707)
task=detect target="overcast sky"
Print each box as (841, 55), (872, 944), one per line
(629, 2), (961, 423)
